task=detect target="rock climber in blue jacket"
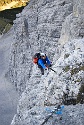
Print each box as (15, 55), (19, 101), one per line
(38, 53), (52, 75)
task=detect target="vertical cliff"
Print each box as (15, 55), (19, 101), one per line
(9, 0), (73, 93)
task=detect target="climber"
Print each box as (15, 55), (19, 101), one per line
(37, 53), (52, 75)
(33, 52), (52, 75)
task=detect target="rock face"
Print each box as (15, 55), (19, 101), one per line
(9, 0), (73, 93)
(59, 0), (84, 45)
(8, 0), (84, 125)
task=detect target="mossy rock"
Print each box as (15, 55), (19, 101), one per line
(79, 66), (84, 71)
(76, 79), (82, 82)
(63, 65), (70, 72)
(71, 65), (84, 75)
(71, 68), (79, 75)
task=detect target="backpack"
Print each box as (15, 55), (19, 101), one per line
(33, 53), (41, 64)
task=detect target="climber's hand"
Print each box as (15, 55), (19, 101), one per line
(45, 67), (48, 70)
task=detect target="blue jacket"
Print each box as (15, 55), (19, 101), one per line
(38, 56), (51, 69)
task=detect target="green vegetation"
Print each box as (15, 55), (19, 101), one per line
(63, 65), (70, 72)
(63, 64), (84, 105)
(0, 17), (12, 34)
(3, 23), (12, 33)
(0, 6), (24, 23)
(0, 6), (24, 34)
(0, 0), (30, 34)
(76, 79), (82, 82)
(71, 66), (84, 75)
(63, 64), (84, 75)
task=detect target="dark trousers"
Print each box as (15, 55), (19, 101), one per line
(38, 65), (44, 75)
(38, 64), (52, 75)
